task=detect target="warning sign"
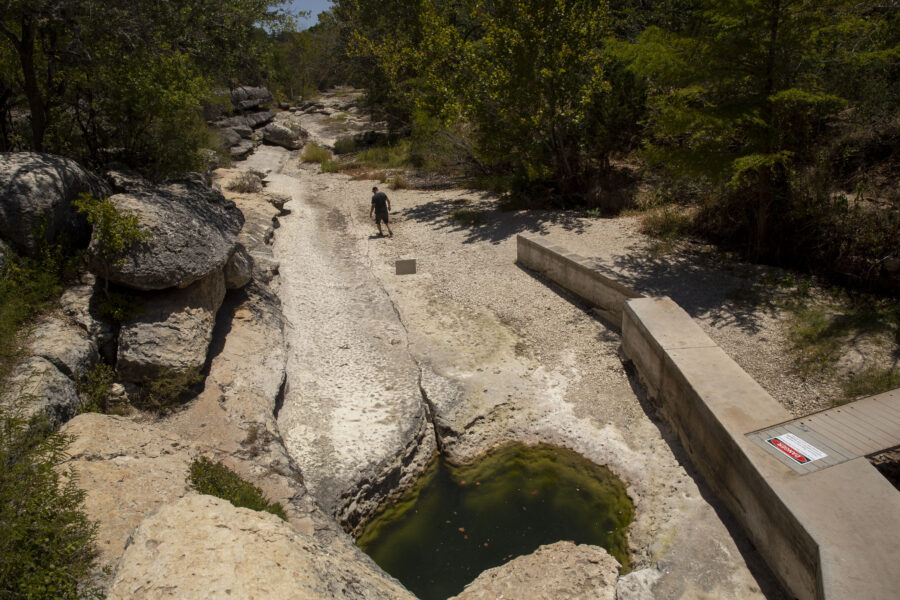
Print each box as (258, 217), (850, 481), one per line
(766, 433), (828, 465)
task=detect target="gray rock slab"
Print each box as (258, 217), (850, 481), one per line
(230, 85), (272, 111)
(451, 542), (619, 600)
(60, 414), (197, 572)
(88, 180), (243, 290)
(263, 122), (308, 150)
(108, 495), (416, 600)
(27, 315), (99, 379)
(2, 356), (83, 427)
(229, 139), (255, 160)
(0, 152), (111, 255)
(117, 270), (226, 382)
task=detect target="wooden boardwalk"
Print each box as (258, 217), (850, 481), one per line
(747, 388), (900, 474)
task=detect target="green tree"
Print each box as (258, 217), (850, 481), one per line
(616, 0), (897, 257)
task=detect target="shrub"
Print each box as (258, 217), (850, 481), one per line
(300, 143), (333, 164)
(333, 136), (356, 154)
(73, 194), (149, 291)
(0, 408), (102, 599)
(97, 290), (143, 323)
(136, 368), (203, 413)
(450, 209), (485, 226)
(188, 457), (287, 520)
(226, 171), (263, 194)
(77, 363), (116, 414)
(321, 160), (340, 173)
(388, 175), (409, 190)
(0, 241), (79, 381)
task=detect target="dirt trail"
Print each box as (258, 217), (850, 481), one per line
(244, 91), (786, 599)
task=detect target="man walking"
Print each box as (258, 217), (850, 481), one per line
(369, 186), (393, 237)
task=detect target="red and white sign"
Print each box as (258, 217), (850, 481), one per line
(766, 433), (827, 465)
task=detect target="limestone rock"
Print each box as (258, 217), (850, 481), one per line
(224, 244), (252, 289)
(233, 125), (253, 139)
(230, 139), (255, 160)
(263, 122), (308, 150)
(265, 192), (291, 211)
(60, 414), (197, 570)
(218, 127), (242, 149)
(2, 356), (83, 427)
(104, 167), (151, 194)
(0, 152), (111, 255)
(27, 315), (99, 379)
(117, 271), (226, 382)
(58, 273), (116, 361)
(249, 250), (279, 283)
(616, 568), (663, 600)
(109, 494), (416, 600)
(88, 180), (243, 290)
(451, 542), (620, 600)
(217, 110), (275, 131)
(230, 86), (272, 111)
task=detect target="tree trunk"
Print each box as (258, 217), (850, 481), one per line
(18, 18), (47, 151)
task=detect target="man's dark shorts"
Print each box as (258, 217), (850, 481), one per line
(375, 210), (389, 225)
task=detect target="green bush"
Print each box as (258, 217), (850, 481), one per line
(300, 143), (333, 164)
(321, 160), (340, 173)
(333, 136), (357, 154)
(188, 457), (287, 520)
(226, 171), (263, 194)
(77, 363), (116, 414)
(388, 175), (409, 190)
(450, 208), (485, 226)
(97, 290), (143, 324)
(0, 241), (79, 382)
(0, 408), (102, 599)
(136, 368), (203, 413)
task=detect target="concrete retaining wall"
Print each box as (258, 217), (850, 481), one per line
(516, 235), (642, 327)
(516, 234), (900, 600)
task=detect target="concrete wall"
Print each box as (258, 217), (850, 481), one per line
(516, 235), (900, 600)
(516, 235), (642, 327)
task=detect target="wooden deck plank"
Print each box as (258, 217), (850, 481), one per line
(813, 412), (894, 455)
(825, 409), (900, 449)
(853, 397), (900, 428)
(801, 417), (872, 456)
(842, 403), (900, 437)
(846, 403), (900, 430)
(813, 411), (895, 448)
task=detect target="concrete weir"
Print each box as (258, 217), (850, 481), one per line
(517, 233), (900, 600)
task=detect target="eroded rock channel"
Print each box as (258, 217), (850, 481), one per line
(259, 91), (786, 600)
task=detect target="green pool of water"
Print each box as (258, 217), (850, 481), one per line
(356, 443), (633, 600)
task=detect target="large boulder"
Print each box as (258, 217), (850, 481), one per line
(230, 139), (255, 160)
(27, 315), (99, 379)
(1, 356), (83, 427)
(230, 86), (272, 111)
(0, 152), (111, 256)
(117, 270), (226, 383)
(218, 127), (242, 149)
(262, 122), (308, 150)
(217, 110), (275, 131)
(60, 414), (197, 571)
(109, 494), (416, 600)
(451, 542), (620, 600)
(87, 180), (243, 290)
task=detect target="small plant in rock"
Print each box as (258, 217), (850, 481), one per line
(97, 290), (143, 323)
(333, 136), (356, 154)
(135, 368), (203, 413)
(226, 171), (263, 194)
(388, 175), (409, 190)
(450, 208), (486, 226)
(73, 194), (149, 293)
(0, 407), (103, 599)
(301, 143), (333, 165)
(321, 160), (340, 174)
(188, 456), (287, 520)
(77, 362), (116, 414)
